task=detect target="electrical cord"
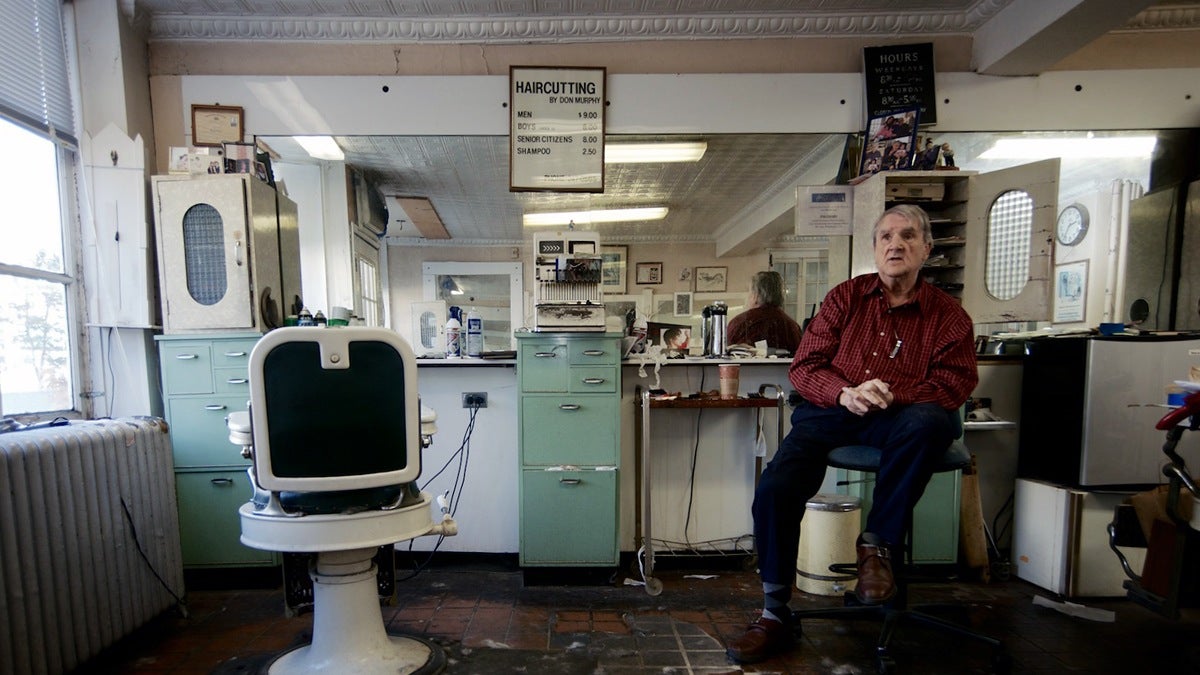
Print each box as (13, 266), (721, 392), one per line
(396, 401), (480, 582)
(681, 368), (706, 549)
(120, 497), (188, 617)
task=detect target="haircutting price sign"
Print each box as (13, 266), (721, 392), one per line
(510, 66), (606, 192)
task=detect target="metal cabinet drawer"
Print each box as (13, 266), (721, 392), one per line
(213, 366), (251, 395)
(568, 339), (617, 365)
(211, 339), (258, 367)
(520, 395), (617, 465)
(568, 366), (617, 394)
(160, 344), (214, 395)
(518, 342), (569, 392)
(520, 468), (618, 566)
(167, 395), (252, 468)
(175, 470), (275, 567)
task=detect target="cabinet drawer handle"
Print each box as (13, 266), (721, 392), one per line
(534, 351), (558, 358)
(205, 404), (228, 411)
(175, 353), (199, 360)
(226, 378), (248, 385)
(582, 349), (605, 356)
(559, 478), (582, 485)
(559, 404), (581, 411)
(210, 478), (234, 486)
(223, 351), (248, 358)
(581, 377), (606, 385)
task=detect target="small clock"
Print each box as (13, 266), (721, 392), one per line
(1056, 204), (1090, 247)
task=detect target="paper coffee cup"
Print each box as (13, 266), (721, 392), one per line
(719, 363), (740, 399)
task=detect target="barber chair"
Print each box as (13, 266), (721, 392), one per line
(1109, 390), (1200, 620)
(791, 417), (1009, 674)
(227, 326), (456, 675)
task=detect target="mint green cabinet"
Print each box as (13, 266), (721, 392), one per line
(157, 333), (275, 568)
(516, 332), (622, 567)
(838, 468), (961, 563)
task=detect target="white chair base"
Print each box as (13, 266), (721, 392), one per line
(239, 493), (456, 675)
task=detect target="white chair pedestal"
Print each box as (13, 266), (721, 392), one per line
(268, 547), (444, 675)
(239, 493), (456, 675)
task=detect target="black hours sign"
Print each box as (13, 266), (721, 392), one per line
(509, 66), (606, 192)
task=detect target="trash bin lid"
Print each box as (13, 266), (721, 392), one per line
(806, 493), (861, 512)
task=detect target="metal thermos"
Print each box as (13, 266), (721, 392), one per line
(702, 301), (728, 357)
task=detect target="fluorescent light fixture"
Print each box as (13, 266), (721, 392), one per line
(605, 142), (706, 163)
(294, 135), (345, 161)
(523, 206), (669, 227)
(979, 136), (1156, 160)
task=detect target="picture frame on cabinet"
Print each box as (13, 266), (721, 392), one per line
(694, 266), (727, 293)
(636, 262), (663, 285)
(600, 245), (628, 293)
(859, 107), (920, 178)
(223, 142), (256, 174)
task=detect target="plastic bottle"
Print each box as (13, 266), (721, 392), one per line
(445, 306), (462, 358)
(313, 310), (327, 327)
(297, 308), (315, 327)
(465, 308), (483, 357)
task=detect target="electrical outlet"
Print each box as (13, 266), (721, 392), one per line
(462, 392), (488, 408)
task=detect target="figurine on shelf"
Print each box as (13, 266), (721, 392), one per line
(939, 142), (956, 168)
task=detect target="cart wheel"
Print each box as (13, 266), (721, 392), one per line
(644, 577), (664, 596)
(741, 554), (759, 572)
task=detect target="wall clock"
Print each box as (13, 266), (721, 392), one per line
(1055, 203), (1090, 247)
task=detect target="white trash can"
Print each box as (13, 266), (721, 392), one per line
(795, 493), (861, 596)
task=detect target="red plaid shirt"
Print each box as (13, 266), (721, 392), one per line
(789, 274), (977, 410)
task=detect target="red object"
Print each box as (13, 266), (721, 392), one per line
(1157, 390), (1200, 430)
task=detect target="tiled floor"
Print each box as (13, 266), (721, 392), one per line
(75, 556), (1199, 674)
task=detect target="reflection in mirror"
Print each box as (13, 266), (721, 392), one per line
(985, 189), (1034, 301)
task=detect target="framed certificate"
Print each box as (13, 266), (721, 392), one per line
(191, 104), (244, 147)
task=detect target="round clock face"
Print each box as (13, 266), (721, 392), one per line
(1056, 204), (1089, 246)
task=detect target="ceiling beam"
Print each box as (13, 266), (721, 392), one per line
(973, 0), (1157, 76)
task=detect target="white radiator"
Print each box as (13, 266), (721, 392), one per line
(0, 417), (184, 675)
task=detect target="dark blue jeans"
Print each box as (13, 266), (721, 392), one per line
(752, 401), (959, 585)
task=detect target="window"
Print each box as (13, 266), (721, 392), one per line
(353, 232), (381, 326)
(985, 189), (1034, 301)
(0, 117), (79, 415)
(770, 249), (829, 324)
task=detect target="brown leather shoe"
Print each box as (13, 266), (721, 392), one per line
(725, 616), (794, 663)
(854, 535), (896, 605)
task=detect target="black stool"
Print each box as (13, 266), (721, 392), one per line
(791, 440), (1009, 674)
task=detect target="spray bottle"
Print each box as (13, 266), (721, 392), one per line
(445, 306), (462, 359)
(465, 308), (483, 357)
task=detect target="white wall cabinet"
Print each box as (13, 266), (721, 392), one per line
(851, 161), (1059, 323)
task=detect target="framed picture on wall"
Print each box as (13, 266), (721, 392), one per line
(673, 292), (693, 317)
(600, 245), (627, 293)
(1053, 260), (1088, 323)
(636, 262), (663, 285)
(694, 266), (727, 293)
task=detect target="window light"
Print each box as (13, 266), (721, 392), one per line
(295, 136), (345, 161)
(523, 207), (669, 227)
(605, 142), (706, 163)
(979, 136), (1157, 160)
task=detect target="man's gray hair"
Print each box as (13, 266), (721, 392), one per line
(749, 270), (785, 307)
(873, 203), (933, 245)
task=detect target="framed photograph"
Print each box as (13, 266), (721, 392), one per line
(600, 245), (628, 293)
(694, 266), (727, 293)
(859, 107), (920, 178)
(191, 104), (244, 147)
(1054, 260), (1088, 323)
(673, 291), (693, 317)
(636, 262), (663, 285)
(223, 142), (256, 174)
